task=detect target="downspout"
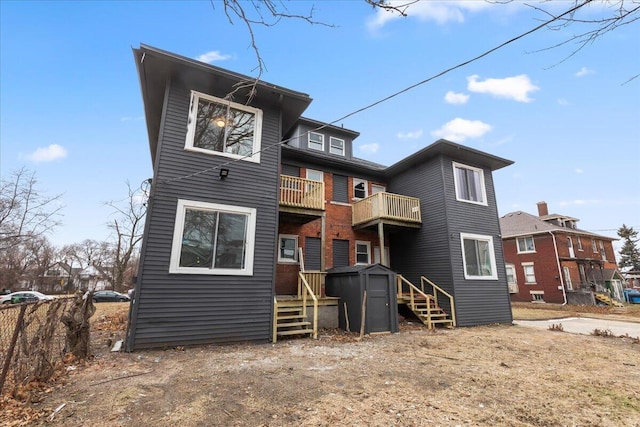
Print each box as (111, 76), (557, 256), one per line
(549, 231), (567, 306)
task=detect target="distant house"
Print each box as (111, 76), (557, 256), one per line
(77, 265), (110, 292)
(500, 202), (620, 304)
(125, 44), (515, 350)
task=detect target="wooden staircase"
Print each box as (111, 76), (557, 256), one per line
(273, 299), (315, 340)
(594, 292), (624, 307)
(397, 275), (455, 329)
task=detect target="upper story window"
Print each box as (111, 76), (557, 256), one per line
(329, 137), (345, 156)
(461, 233), (498, 280)
(353, 178), (368, 199)
(306, 169), (323, 182)
(169, 199), (256, 276)
(577, 237), (583, 251)
(591, 238), (598, 253)
(308, 132), (324, 151)
(185, 91), (262, 163)
(453, 162), (487, 205)
(599, 240), (607, 260)
(516, 236), (535, 253)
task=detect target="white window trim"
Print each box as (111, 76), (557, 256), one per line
(329, 136), (345, 156)
(169, 199), (256, 275)
(577, 237), (583, 251)
(355, 241), (371, 265)
(306, 169), (324, 182)
(591, 239), (598, 253)
(460, 233), (498, 280)
(522, 262), (537, 284)
(278, 234), (298, 264)
(184, 91), (262, 163)
(505, 263), (516, 284)
(308, 132), (324, 151)
(353, 178), (368, 200)
(452, 162), (488, 206)
(516, 236), (536, 254)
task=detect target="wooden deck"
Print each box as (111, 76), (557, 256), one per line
(352, 192), (421, 228)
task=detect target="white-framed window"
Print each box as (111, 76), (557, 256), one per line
(530, 291), (544, 302)
(185, 91), (262, 163)
(329, 137), (345, 156)
(516, 236), (535, 253)
(355, 241), (371, 265)
(453, 162), (487, 205)
(591, 238), (598, 253)
(306, 169), (323, 182)
(563, 266), (573, 290)
(522, 262), (536, 284)
(577, 237), (583, 251)
(599, 240), (607, 260)
(371, 184), (386, 195)
(169, 199), (256, 275)
(278, 234), (298, 263)
(308, 132), (324, 151)
(579, 264), (587, 285)
(353, 178), (368, 200)
(505, 264), (516, 284)
(460, 233), (498, 280)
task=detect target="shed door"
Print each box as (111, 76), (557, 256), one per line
(366, 275), (391, 333)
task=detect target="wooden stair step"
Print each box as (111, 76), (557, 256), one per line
(276, 314), (306, 321)
(277, 328), (314, 336)
(277, 321), (311, 329)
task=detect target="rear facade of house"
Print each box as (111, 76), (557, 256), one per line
(126, 45), (514, 351)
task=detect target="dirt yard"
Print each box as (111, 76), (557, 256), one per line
(3, 302), (640, 426)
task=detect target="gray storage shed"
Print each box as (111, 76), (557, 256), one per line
(325, 264), (399, 334)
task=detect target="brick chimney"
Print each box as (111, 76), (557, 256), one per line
(537, 201), (549, 217)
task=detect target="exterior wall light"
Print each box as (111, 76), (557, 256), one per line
(219, 168), (230, 180)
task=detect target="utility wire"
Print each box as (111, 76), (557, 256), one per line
(160, 0), (594, 185)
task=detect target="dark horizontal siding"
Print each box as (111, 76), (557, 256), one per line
(128, 79), (281, 350)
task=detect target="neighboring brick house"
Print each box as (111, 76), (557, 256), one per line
(500, 202), (620, 304)
(126, 44), (515, 350)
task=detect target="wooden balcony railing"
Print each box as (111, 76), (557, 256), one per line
(352, 192), (421, 226)
(279, 175), (324, 211)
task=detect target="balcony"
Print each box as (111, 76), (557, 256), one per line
(352, 192), (421, 229)
(279, 175), (325, 219)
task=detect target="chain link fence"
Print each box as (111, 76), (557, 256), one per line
(0, 297), (81, 397)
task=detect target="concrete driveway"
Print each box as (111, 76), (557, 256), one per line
(514, 317), (640, 338)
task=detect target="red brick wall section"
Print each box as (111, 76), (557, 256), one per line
(274, 169), (387, 295)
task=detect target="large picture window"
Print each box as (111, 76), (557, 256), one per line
(453, 162), (487, 205)
(185, 91), (262, 163)
(460, 233), (497, 280)
(169, 200), (256, 275)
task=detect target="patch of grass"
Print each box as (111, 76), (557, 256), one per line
(592, 328), (615, 338)
(548, 323), (564, 332)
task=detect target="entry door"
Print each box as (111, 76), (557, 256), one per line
(366, 275), (391, 333)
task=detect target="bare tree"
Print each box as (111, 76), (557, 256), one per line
(0, 168), (63, 250)
(0, 235), (56, 292)
(103, 181), (148, 292)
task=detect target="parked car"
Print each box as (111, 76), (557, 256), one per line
(0, 291), (54, 304)
(92, 290), (131, 303)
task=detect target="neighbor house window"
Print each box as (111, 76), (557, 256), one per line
(530, 291), (544, 302)
(308, 132), (324, 151)
(579, 264), (587, 285)
(599, 241), (607, 260)
(353, 178), (368, 199)
(516, 236), (535, 253)
(169, 200), (256, 275)
(591, 238), (598, 253)
(453, 162), (487, 205)
(185, 91), (262, 163)
(522, 262), (536, 284)
(278, 235), (298, 263)
(460, 233), (497, 280)
(505, 264), (516, 285)
(329, 137), (345, 156)
(355, 241), (371, 265)
(563, 266), (573, 290)
(577, 237), (583, 251)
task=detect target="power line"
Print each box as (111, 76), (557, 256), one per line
(160, 0), (594, 185)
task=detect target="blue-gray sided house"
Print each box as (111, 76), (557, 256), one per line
(125, 45), (514, 351)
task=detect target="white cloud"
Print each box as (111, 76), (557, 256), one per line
(575, 66), (595, 77)
(367, 0), (494, 30)
(467, 74), (539, 103)
(444, 91), (469, 105)
(397, 129), (423, 139)
(557, 98), (569, 106)
(27, 144), (68, 163)
(431, 118), (492, 142)
(575, 168), (584, 174)
(359, 143), (380, 154)
(196, 51), (232, 64)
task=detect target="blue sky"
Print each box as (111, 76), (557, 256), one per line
(1, 1), (639, 254)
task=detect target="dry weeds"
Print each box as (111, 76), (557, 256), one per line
(2, 302), (639, 427)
